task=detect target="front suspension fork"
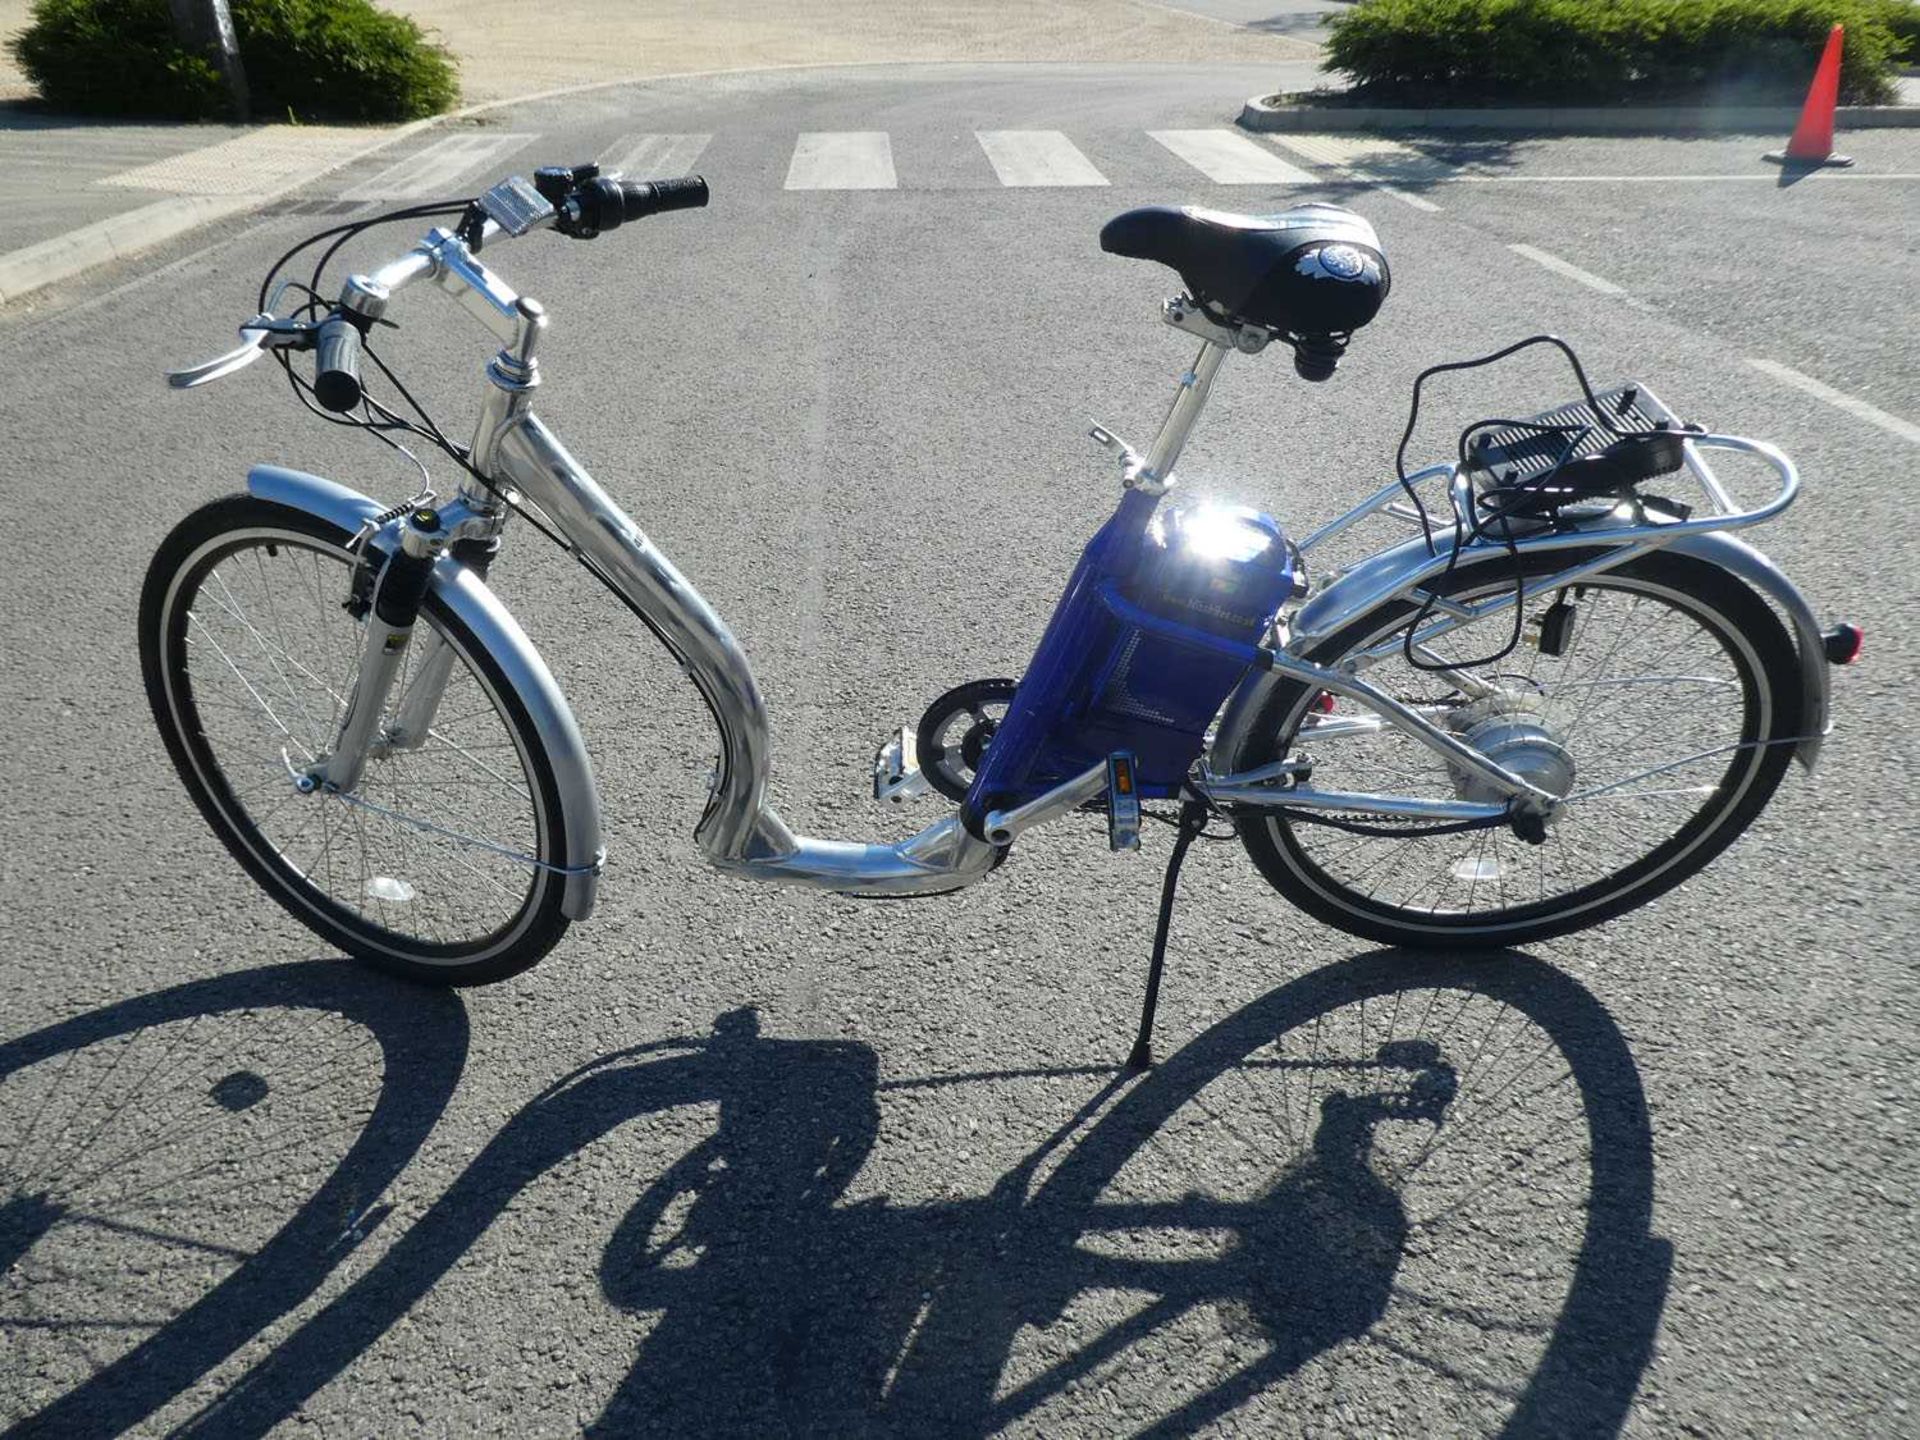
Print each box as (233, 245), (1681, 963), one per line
(313, 506), (470, 792)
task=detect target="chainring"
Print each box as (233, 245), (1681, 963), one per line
(914, 679), (1019, 803)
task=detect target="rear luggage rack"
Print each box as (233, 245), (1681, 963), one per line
(1295, 379), (1801, 563)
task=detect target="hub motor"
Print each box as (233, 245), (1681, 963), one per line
(1442, 692), (1576, 808)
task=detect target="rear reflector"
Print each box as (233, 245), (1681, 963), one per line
(1821, 623), (1863, 665)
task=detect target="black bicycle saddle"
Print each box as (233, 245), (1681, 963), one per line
(1100, 203), (1390, 340)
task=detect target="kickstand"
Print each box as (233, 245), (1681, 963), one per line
(1125, 799), (1210, 1072)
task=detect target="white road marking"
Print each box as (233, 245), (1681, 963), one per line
(1439, 172), (1920, 184)
(974, 131), (1108, 187)
(785, 132), (896, 190)
(1746, 359), (1920, 447)
(1266, 132), (1452, 179)
(1507, 243), (1628, 296)
(342, 133), (538, 201)
(599, 133), (712, 179)
(1262, 131), (1447, 209)
(1375, 185), (1442, 212)
(1147, 130), (1311, 184)
(100, 126), (386, 196)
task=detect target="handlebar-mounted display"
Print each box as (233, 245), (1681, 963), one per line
(456, 164), (711, 247)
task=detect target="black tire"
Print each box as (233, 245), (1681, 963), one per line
(1236, 549), (1801, 948)
(140, 495), (572, 984)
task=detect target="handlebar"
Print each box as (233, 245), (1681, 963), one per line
(312, 315), (364, 413)
(169, 167), (712, 402)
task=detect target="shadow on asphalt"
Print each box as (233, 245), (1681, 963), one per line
(0, 962), (468, 1439)
(3, 950), (1672, 1437)
(0, 99), (217, 131)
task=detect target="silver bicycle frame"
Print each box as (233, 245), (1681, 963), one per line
(310, 222), (1233, 896)
(278, 209), (1829, 900)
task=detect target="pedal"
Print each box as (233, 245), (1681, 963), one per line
(872, 726), (931, 805)
(1107, 752), (1141, 852)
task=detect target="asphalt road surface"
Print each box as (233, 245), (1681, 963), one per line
(2, 64), (1916, 1437)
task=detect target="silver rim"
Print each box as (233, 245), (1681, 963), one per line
(164, 526), (551, 960)
(1265, 570), (1771, 930)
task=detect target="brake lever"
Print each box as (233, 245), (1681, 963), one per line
(167, 314), (314, 390)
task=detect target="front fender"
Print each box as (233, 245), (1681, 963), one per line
(248, 464), (604, 919)
(1215, 528), (1832, 773)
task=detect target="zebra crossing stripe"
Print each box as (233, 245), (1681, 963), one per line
(785, 133), (896, 190)
(342, 133), (538, 201)
(1148, 130), (1313, 185)
(1263, 132), (1452, 211)
(1267, 133), (1455, 182)
(600, 134), (712, 180)
(98, 126), (377, 197)
(975, 131), (1108, 188)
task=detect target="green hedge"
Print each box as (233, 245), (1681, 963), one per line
(10, 0), (458, 121)
(1322, 0), (1911, 106)
(1888, 0), (1920, 58)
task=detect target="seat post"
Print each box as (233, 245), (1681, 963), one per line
(1136, 340), (1230, 496)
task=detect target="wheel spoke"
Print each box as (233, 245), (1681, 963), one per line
(165, 525), (549, 959)
(1250, 557), (1783, 931)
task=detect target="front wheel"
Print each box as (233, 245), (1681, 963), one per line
(140, 494), (572, 984)
(1236, 549), (1802, 948)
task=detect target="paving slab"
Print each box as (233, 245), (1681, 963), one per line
(0, 108), (420, 304)
(378, 0), (1318, 107)
(0, 111), (248, 252)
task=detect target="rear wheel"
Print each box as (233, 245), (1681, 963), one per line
(1237, 550), (1801, 948)
(140, 495), (571, 984)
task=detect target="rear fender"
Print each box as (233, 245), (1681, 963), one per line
(1214, 529), (1832, 774)
(247, 464), (604, 918)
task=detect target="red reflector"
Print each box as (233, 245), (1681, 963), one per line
(1314, 692), (1337, 713)
(1822, 623), (1863, 666)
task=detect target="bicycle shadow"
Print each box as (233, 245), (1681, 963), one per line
(175, 947), (1670, 1438)
(0, 961), (468, 1439)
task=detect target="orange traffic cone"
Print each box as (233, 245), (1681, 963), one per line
(1764, 24), (1854, 168)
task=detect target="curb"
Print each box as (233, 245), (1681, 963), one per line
(0, 116), (438, 308)
(1237, 94), (1920, 133)
(0, 195), (257, 306)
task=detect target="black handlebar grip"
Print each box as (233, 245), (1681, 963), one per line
(623, 175), (708, 219)
(313, 316), (363, 413)
(563, 175), (710, 237)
